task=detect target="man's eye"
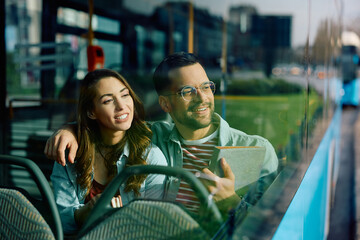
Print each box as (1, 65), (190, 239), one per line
(182, 88), (194, 95)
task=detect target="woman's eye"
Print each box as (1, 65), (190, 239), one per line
(103, 99), (113, 104)
(121, 91), (130, 98)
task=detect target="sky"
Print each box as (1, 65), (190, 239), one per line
(195, 0), (360, 47)
(125, 0), (360, 48)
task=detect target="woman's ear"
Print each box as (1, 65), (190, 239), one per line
(159, 96), (171, 113)
(87, 111), (96, 120)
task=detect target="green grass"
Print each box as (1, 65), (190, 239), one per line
(214, 91), (322, 154)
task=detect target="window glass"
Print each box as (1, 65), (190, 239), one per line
(6, 1), (43, 104)
(57, 7), (120, 35)
(97, 15), (120, 35)
(57, 7), (88, 29)
(3, 0), (352, 239)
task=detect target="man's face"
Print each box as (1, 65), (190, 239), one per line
(163, 63), (215, 131)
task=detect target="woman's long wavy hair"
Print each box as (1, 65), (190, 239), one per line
(75, 69), (152, 196)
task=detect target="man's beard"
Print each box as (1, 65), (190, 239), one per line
(173, 102), (215, 130)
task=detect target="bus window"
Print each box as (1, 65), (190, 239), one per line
(2, 0), (348, 239)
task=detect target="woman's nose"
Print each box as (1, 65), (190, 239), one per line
(114, 98), (124, 110)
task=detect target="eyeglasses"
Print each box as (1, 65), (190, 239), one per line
(164, 81), (216, 101)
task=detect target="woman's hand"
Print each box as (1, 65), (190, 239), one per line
(74, 194), (101, 227)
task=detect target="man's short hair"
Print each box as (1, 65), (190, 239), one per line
(153, 52), (202, 95)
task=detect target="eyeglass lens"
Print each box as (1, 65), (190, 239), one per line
(181, 81), (215, 101)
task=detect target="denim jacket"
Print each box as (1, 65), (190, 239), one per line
(50, 142), (167, 234)
(150, 113), (279, 203)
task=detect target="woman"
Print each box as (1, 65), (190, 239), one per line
(50, 69), (167, 234)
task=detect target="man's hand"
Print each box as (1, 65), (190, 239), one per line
(202, 158), (236, 202)
(202, 158), (242, 214)
(44, 125), (78, 166)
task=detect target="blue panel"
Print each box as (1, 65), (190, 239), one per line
(342, 79), (360, 106)
(272, 107), (342, 240)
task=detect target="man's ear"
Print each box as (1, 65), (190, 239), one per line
(87, 111), (96, 120)
(159, 96), (171, 113)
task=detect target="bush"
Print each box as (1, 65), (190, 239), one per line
(216, 78), (303, 95)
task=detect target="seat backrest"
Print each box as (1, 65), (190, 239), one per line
(0, 154), (63, 240)
(0, 188), (55, 240)
(79, 200), (210, 240)
(78, 165), (223, 239)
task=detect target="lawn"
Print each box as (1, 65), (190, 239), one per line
(214, 91), (323, 154)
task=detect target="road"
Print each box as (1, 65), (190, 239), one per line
(327, 107), (357, 240)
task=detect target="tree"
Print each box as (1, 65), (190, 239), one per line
(312, 19), (341, 66)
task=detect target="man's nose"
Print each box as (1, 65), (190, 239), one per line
(194, 88), (208, 101)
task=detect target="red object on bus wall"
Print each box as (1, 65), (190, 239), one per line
(87, 45), (104, 72)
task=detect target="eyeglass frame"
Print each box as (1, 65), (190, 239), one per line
(162, 81), (216, 101)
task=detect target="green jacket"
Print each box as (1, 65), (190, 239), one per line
(150, 113), (279, 205)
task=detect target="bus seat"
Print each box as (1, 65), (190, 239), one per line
(0, 154), (63, 240)
(0, 188), (55, 239)
(79, 200), (211, 240)
(78, 165), (223, 239)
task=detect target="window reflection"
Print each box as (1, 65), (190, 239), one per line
(3, 0), (346, 239)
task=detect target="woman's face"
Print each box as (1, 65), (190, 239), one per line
(89, 77), (134, 144)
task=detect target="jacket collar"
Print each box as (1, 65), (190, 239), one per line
(216, 113), (234, 146)
(122, 141), (130, 157)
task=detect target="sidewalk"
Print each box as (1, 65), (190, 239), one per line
(354, 109), (360, 239)
(328, 107), (358, 239)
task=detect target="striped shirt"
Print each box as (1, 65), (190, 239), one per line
(175, 129), (218, 212)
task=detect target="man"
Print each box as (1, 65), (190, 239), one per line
(45, 52), (278, 214)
